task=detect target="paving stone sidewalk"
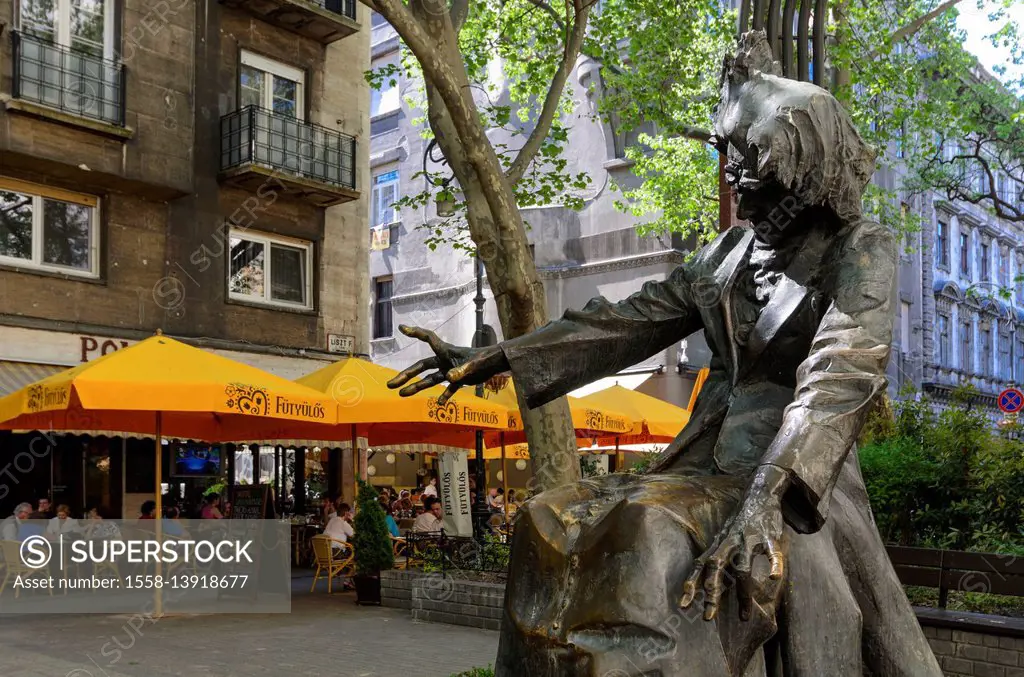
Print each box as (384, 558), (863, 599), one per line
(0, 581), (499, 677)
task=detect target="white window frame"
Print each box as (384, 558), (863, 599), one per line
(371, 169), (400, 227)
(240, 50), (306, 120)
(0, 177), (100, 278)
(19, 0), (116, 60)
(370, 54), (401, 119)
(227, 228), (314, 310)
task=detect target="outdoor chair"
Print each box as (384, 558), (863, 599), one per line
(309, 535), (355, 594)
(391, 536), (408, 569)
(0, 540), (52, 599)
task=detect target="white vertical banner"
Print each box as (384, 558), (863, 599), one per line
(439, 451), (473, 537)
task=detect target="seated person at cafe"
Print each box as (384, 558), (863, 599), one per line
(200, 493), (224, 519)
(412, 496), (444, 533)
(382, 500), (401, 538)
(139, 500), (157, 519)
(1, 502), (32, 540)
(37, 497), (54, 519)
(324, 502), (354, 549)
(46, 504), (81, 536)
(84, 506), (122, 540)
(17, 511), (48, 541)
(162, 507), (187, 537)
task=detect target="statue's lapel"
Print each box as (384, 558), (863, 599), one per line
(712, 228), (755, 379)
(740, 227), (830, 372)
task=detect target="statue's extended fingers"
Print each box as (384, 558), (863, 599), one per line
(437, 381), (462, 406)
(398, 371), (447, 397)
(679, 562), (705, 608)
(702, 553), (730, 621)
(388, 357), (438, 389)
(399, 325), (445, 352)
(766, 540), (785, 580)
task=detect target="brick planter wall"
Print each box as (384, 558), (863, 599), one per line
(380, 569), (506, 631)
(917, 609), (1024, 677)
(382, 570), (1024, 675)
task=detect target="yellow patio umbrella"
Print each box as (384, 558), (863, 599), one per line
(479, 381), (637, 446)
(295, 357), (508, 447)
(0, 332), (343, 615)
(577, 384), (691, 446)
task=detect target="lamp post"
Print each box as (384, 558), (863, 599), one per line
(470, 255), (493, 542)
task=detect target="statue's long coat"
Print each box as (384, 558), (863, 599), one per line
(494, 221), (942, 677)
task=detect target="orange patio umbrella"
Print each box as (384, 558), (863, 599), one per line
(577, 384), (691, 446)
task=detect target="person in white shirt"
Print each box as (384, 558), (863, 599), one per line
(421, 477), (438, 499)
(1, 503), (31, 540)
(412, 497), (444, 533)
(323, 502), (354, 551)
(46, 504), (81, 536)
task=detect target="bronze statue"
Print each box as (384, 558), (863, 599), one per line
(390, 32), (941, 677)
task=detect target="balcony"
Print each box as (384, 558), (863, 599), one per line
(220, 0), (359, 44)
(9, 32), (127, 132)
(220, 106), (358, 207)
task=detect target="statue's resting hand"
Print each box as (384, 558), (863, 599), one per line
(386, 325), (509, 403)
(680, 464), (789, 621)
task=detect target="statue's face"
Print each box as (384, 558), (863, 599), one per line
(714, 76), (810, 238)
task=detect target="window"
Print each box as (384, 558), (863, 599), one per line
(228, 230), (312, 309)
(895, 124), (905, 159)
(0, 177), (99, 277)
(960, 232), (970, 277)
(900, 302), (911, 354)
(240, 51), (304, 119)
(960, 319), (972, 372)
(370, 57), (400, 119)
(1017, 335), (1024, 383)
(1000, 330), (1011, 378)
(937, 314), (950, 364)
(371, 170), (399, 227)
(373, 276), (393, 339)
(20, 0), (114, 59)
(935, 220), (949, 267)
(981, 326), (993, 376)
(981, 242), (990, 281)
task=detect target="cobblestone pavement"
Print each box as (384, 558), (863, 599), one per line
(0, 578), (499, 677)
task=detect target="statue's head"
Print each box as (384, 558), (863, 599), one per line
(713, 31), (876, 235)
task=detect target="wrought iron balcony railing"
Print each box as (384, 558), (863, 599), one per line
(11, 31), (126, 127)
(220, 106), (357, 191)
(310, 0), (357, 20)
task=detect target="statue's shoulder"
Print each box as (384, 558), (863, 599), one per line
(691, 226), (753, 270)
(832, 219), (897, 267)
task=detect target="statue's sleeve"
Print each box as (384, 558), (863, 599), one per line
(761, 222), (896, 534)
(499, 237), (723, 409)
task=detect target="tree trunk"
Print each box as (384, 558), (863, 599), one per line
(424, 78), (581, 493)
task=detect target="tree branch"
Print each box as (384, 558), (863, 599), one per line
(866, 0), (964, 58)
(505, 3), (593, 185)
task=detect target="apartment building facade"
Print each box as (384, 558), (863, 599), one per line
(0, 0), (371, 515)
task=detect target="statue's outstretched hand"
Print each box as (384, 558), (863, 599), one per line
(387, 325), (509, 404)
(679, 464), (789, 621)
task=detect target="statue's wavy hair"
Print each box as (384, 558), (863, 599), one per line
(716, 31), (877, 224)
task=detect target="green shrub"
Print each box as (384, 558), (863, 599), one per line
(859, 386), (1024, 554)
(352, 479), (394, 575)
(449, 668), (494, 677)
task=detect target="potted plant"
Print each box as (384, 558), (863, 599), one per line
(351, 479), (394, 605)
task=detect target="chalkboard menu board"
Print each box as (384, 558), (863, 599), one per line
(230, 484), (276, 520)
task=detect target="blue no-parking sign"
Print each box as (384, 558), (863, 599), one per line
(998, 387), (1024, 414)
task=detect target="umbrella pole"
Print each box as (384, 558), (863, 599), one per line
(154, 412), (163, 618)
(615, 436), (623, 473)
(500, 432), (508, 525)
(351, 424), (358, 497)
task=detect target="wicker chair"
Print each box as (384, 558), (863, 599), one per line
(391, 536), (408, 569)
(309, 535), (355, 594)
(0, 540), (53, 599)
